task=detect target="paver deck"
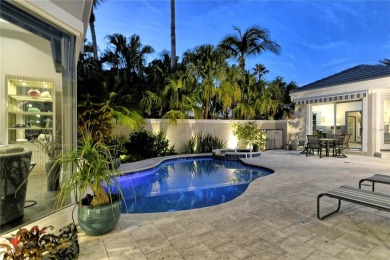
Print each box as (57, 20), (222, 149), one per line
(7, 150), (390, 259)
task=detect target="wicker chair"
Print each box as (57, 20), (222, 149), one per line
(0, 148), (32, 225)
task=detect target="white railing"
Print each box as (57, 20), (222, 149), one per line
(235, 140), (261, 158)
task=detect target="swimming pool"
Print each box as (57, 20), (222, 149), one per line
(111, 157), (272, 213)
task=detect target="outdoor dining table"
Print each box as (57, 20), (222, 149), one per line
(319, 138), (339, 157)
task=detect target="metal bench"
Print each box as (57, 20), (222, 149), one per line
(317, 185), (390, 220)
(359, 174), (390, 191)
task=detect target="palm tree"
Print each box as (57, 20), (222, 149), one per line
(184, 44), (228, 119)
(217, 65), (242, 118)
(170, 0), (177, 69)
(89, 0), (106, 60)
(267, 77), (297, 119)
(102, 33), (154, 80)
(253, 76), (297, 120)
(103, 74), (144, 129)
(219, 25), (281, 69)
(142, 51), (172, 117)
(162, 76), (202, 123)
(102, 33), (127, 69)
(233, 73), (258, 119)
(77, 41), (106, 105)
(253, 63), (269, 81)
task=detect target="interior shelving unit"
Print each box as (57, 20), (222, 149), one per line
(7, 75), (55, 144)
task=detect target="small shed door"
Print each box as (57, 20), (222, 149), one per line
(266, 130), (283, 149)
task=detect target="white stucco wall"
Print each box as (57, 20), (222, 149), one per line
(113, 119), (288, 153)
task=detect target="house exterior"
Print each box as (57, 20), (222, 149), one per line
(0, 0), (93, 230)
(289, 64), (390, 158)
(1, 0), (92, 164)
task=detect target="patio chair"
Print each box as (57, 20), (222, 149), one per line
(306, 135), (325, 158)
(325, 134), (338, 151)
(317, 185), (390, 220)
(335, 135), (350, 157)
(0, 148), (32, 225)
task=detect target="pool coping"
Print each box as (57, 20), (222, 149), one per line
(118, 153), (213, 175)
(117, 153), (274, 177)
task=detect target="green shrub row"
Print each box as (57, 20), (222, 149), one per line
(121, 128), (176, 163)
(183, 132), (226, 154)
(119, 129), (226, 162)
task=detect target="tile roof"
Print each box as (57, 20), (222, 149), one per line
(291, 64), (390, 93)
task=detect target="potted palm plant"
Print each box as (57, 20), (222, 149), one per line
(53, 128), (123, 236)
(232, 121), (267, 151)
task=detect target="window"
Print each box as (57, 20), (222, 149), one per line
(0, 1), (76, 232)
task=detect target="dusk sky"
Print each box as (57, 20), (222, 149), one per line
(88, 0), (390, 86)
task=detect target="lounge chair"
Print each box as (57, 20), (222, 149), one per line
(317, 185), (390, 220)
(359, 174), (390, 191)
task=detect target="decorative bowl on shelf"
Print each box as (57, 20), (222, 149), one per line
(41, 91), (51, 98)
(27, 107), (40, 112)
(27, 89), (41, 97)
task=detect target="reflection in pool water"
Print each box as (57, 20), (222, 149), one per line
(110, 157), (272, 213)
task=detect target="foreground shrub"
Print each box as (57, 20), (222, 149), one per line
(184, 132), (226, 154)
(1, 224), (78, 259)
(123, 128), (176, 162)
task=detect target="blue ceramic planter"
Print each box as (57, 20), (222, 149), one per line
(78, 200), (121, 236)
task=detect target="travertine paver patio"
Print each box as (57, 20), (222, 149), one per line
(11, 150), (390, 259)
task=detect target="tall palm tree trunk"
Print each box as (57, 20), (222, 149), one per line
(204, 100), (209, 119)
(170, 0), (177, 69)
(89, 10), (99, 60)
(239, 56), (245, 69)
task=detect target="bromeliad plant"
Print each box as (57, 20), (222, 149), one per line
(0, 224), (79, 259)
(184, 132), (227, 153)
(53, 128), (121, 207)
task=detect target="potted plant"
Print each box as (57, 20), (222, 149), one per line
(53, 128), (123, 236)
(35, 127), (62, 191)
(232, 121), (267, 151)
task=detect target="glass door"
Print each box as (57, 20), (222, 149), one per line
(382, 96), (390, 150)
(346, 111), (362, 150)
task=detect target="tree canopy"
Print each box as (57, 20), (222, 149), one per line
(78, 25), (297, 126)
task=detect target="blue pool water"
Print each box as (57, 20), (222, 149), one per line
(110, 157), (272, 213)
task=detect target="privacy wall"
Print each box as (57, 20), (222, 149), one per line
(113, 119), (288, 153)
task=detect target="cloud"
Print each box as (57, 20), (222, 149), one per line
(313, 1), (365, 28)
(139, 0), (164, 16)
(321, 58), (349, 68)
(302, 41), (345, 51)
